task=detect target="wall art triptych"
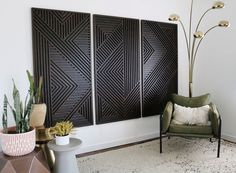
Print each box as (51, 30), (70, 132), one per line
(32, 8), (177, 127)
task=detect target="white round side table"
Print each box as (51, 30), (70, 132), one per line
(47, 138), (82, 173)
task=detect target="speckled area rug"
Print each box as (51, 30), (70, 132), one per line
(77, 137), (236, 173)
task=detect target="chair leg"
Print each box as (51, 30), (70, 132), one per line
(160, 114), (162, 153)
(217, 118), (222, 158)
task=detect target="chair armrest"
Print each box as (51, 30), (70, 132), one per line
(162, 101), (173, 133)
(209, 103), (221, 137)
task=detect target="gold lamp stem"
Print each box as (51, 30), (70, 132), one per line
(195, 8), (212, 32)
(189, 0), (194, 57)
(189, 37), (196, 98)
(179, 20), (190, 61)
(188, 0), (194, 97)
(168, 1), (228, 98)
(192, 25), (218, 68)
(190, 38), (196, 79)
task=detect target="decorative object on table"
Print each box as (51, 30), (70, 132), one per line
(36, 127), (55, 170)
(168, 1), (230, 97)
(0, 147), (50, 173)
(160, 93), (222, 157)
(27, 70), (47, 127)
(49, 121), (73, 145)
(1, 74), (35, 156)
(47, 138), (82, 173)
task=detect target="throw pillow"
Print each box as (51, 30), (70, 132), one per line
(172, 104), (210, 125)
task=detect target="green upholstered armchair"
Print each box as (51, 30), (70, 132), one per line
(160, 93), (222, 158)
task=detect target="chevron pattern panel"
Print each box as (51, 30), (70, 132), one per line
(142, 20), (178, 117)
(32, 8), (93, 127)
(94, 15), (141, 124)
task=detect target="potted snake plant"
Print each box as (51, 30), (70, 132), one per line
(1, 79), (35, 156)
(27, 70), (46, 127)
(49, 121), (73, 145)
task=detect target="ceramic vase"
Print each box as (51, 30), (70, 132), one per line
(55, 135), (70, 145)
(30, 103), (47, 127)
(0, 127), (36, 156)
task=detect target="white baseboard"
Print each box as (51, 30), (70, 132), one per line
(77, 131), (159, 154)
(222, 133), (236, 143)
(77, 133), (236, 154)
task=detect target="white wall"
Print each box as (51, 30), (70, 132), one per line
(184, 0), (236, 142)
(0, 0), (187, 153)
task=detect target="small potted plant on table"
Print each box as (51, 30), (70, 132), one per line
(1, 79), (35, 156)
(49, 121), (73, 145)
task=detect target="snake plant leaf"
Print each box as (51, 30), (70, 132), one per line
(26, 70), (43, 104)
(26, 70), (35, 98)
(7, 100), (16, 121)
(3, 71), (34, 134)
(35, 76), (43, 104)
(25, 98), (33, 121)
(2, 95), (8, 133)
(12, 80), (22, 133)
(23, 93), (29, 118)
(20, 101), (23, 119)
(3, 95), (7, 117)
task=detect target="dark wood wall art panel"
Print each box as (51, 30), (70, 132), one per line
(32, 8), (93, 127)
(94, 15), (141, 124)
(142, 20), (178, 117)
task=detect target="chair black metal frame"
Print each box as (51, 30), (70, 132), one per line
(159, 114), (222, 158)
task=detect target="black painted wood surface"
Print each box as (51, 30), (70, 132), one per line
(142, 20), (178, 117)
(94, 15), (141, 124)
(32, 8), (93, 127)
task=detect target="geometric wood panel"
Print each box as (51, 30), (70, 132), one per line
(142, 20), (178, 117)
(94, 15), (141, 124)
(32, 8), (93, 127)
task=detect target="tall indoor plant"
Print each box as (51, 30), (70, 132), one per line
(1, 77), (35, 156)
(27, 70), (47, 127)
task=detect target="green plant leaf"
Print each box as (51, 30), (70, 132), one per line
(3, 95), (8, 117)
(12, 80), (21, 133)
(35, 76), (43, 103)
(26, 70), (35, 102)
(23, 93), (29, 118)
(2, 95), (8, 133)
(20, 101), (23, 119)
(24, 92), (33, 120)
(7, 101), (16, 121)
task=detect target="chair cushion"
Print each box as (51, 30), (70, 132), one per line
(172, 93), (210, 107)
(172, 104), (210, 125)
(168, 122), (212, 135)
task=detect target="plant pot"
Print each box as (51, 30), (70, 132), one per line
(55, 135), (70, 145)
(0, 127), (36, 156)
(30, 103), (47, 127)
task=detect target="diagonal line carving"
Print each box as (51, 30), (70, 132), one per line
(94, 15), (140, 124)
(32, 8), (93, 127)
(142, 20), (178, 117)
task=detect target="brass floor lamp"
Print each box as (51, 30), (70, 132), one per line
(168, 1), (230, 97)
